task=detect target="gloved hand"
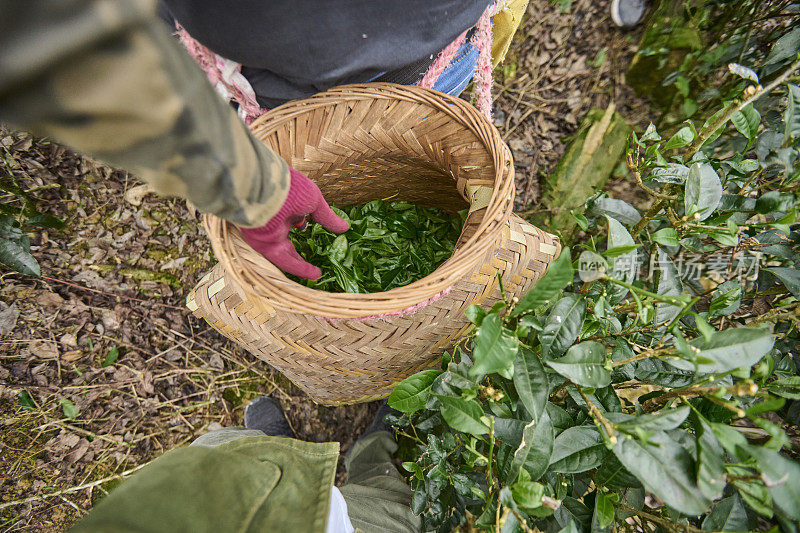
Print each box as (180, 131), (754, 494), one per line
(238, 167), (348, 279)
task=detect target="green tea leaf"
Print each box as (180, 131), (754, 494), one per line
(559, 497), (593, 529)
(593, 492), (615, 529)
(765, 26), (800, 65)
(640, 123), (661, 142)
(289, 200), (463, 293)
(0, 215), (22, 240)
(0, 237), (40, 276)
(765, 267), (800, 297)
(60, 398), (79, 419)
(635, 358), (694, 388)
(745, 395), (785, 416)
(513, 346), (549, 421)
(546, 341), (611, 388)
(328, 234), (348, 263)
(548, 426), (607, 473)
(594, 454), (642, 490)
(663, 126), (695, 151)
(727, 63), (759, 84)
(17, 390), (35, 410)
(25, 213), (65, 229)
(590, 198), (642, 225)
(766, 376), (800, 399)
(668, 327), (775, 373)
(402, 461), (424, 480)
(729, 468), (773, 518)
(436, 395), (489, 436)
(612, 432), (710, 515)
(731, 104), (761, 140)
(511, 410), (554, 480)
(511, 480), (546, 510)
(615, 407), (690, 433)
(649, 163), (689, 184)
(685, 163), (722, 221)
(784, 84), (800, 143)
(701, 495), (748, 531)
(539, 294), (586, 358)
(654, 247), (684, 326)
(746, 445), (800, 520)
(469, 313), (518, 379)
(606, 217), (637, 304)
(708, 283), (742, 317)
(693, 414), (726, 501)
(465, 304), (487, 326)
(651, 228), (679, 247)
(494, 417), (525, 448)
(512, 248), (573, 316)
(388, 369), (442, 413)
(603, 244), (641, 258)
(103, 346), (119, 367)
(754, 190), (795, 214)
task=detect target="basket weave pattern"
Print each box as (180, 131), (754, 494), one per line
(188, 84), (559, 404)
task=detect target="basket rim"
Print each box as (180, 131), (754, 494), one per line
(204, 83), (515, 318)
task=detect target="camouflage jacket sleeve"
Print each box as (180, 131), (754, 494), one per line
(0, 0), (289, 228)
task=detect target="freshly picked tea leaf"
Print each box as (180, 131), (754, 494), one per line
(289, 200), (465, 293)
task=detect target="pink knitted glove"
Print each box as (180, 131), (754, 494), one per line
(238, 167), (349, 279)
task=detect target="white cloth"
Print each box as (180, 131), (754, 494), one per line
(326, 486), (355, 533)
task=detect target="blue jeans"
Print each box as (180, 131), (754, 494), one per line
(367, 39), (479, 96)
(432, 40), (479, 96)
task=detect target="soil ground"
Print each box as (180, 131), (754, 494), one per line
(0, 2), (649, 530)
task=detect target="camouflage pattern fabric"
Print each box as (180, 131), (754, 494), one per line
(0, 0), (289, 228)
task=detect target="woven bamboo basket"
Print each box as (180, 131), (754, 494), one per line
(187, 83), (560, 405)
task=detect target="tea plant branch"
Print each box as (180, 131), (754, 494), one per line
(616, 504), (703, 533)
(486, 416), (496, 492)
(508, 508), (535, 533)
(577, 388), (618, 444)
(747, 302), (800, 325)
(702, 394), (747, 418)
(642, 381), (758, 412)
(666, 207), (682, 228)
(396, 428), (425, 445)
(495, 502), (504, 533)
(584, 322), (663, 342)
(605, 277), (690, 307)
(632, 58), (800, 238)
(662, 296), (702, 333)
(611, 346), (675, 367)
(627, 153), (678, 201)
(632, 184), (677, 237)
(686, 57), (800, 159)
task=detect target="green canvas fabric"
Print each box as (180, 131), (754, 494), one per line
(340, 431), (422, 533)
(71, 436), (339, 533)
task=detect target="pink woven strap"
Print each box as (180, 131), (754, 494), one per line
(416, 3), (495, 120)
(323, 287), (453, 323)
(175, 24), (266, 124)
(471, 4), (495, 119)
(417, 30), (469, 89)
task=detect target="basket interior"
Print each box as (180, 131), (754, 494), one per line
(304, 157), (470, 214)
(256, 96), (499, 242)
